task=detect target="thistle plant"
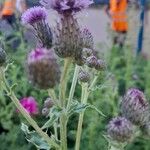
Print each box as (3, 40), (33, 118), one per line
(106, 88), (150, 150)
(0, 0), (108, 150)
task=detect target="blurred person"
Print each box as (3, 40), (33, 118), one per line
(16, 0), (27, 14)
(0, 0), (16, 27)
(105, 0), (128, 48)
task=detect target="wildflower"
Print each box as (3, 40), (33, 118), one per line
(27, 47), (60, 89)
(120, 88), (150, 126)
(19, 97), (39, 115)
(21, 7), (53, 48)
(78, 70), (90, 83)
(40, 0), (93, 14)
(0, 48), (6, 66)
(107, 117), (133, 143)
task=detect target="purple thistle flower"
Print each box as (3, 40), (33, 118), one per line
(18, 97), (39, 115)
(120, 88), (150, 126)
(22, 7), (53, 48)
(40, 0), (93, 14)
(107, 117), (133, 143)
(21, 6), (47, 25)
(27, 47), (60, 89)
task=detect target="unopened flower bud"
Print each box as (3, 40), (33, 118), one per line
(78, 70), (90, 83)
(0, 48), (6, 66)
(44, 98), (54, 108)
(120, 89), (150, 126)
(42, 107), (49, 116)
(95, 59), (106, 71)
(27, 48), (60, 89)
(86, 55), (97, 68)
(83, 48), (94, 57)
(107, 117), (133, 143)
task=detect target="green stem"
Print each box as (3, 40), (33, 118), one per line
(75, 75), (99, 150)
(109, 146), (124, 150)
(67, 65), (80, 110)
(59, 58), (72, 107)
(60, 114), (68, 150)
(59, 58), (72, 150)
(75, 83), (89, 150)
(0, 68), (59, 149)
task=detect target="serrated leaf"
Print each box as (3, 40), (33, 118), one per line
(21, 123), (50, 150)
(68, 101), (88, 117)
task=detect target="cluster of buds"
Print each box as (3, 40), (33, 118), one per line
(86, 55), (106, 71)
(42, 97), (54, 117)
(107, 117), (133, 143)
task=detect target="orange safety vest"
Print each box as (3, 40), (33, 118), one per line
(110, 0), (128, 32)
(2, 0), (16, 16)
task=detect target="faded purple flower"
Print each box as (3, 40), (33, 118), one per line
(27, 47), (60, 89)
(107, 117), (133, 143)
(19, 97), (39, 115)
(120, 88), (150, 126)
(21, 6), (47, 25)
(40, 0), (93, 14)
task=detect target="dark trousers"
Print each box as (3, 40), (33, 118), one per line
(2, 14), (16, 27)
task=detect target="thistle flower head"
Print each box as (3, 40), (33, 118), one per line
(107, 117), (133, 143)
(41, 0), (93, 14)
(95, 59), (106, 71)
(120, 88), (150, 126)
(44, 97), (54, 108)
(27, 47), (60, 89)
(21, 6), (47, 25)
(0, 48), (6, 66)
(19, 97), (39, 115)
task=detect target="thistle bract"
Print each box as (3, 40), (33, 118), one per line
(27, 48), (60, 89)
(86, 55), (97, 68)
(120, 88), (150, 126)
(107, 117), (133, 143)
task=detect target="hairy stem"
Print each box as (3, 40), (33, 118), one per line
(67, 65), (80, 110)
(109, 146), (124, 150)
(0, 68), (59, 149)
(59, 58), (72, 150)
(59, 58), (72, 107)
(75, 83), (88, 150)
(75, 75), (99, 150)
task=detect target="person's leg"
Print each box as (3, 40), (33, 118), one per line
(118, 31), (127, 48)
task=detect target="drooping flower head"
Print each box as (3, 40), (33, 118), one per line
(41, 0), (93, 14)
(21, 6), (47, 25)
(120, 88), (150, 126)
(107, 117), (133, 143)
(27, 47), (60, 89)
(19, 97), (39, 115)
